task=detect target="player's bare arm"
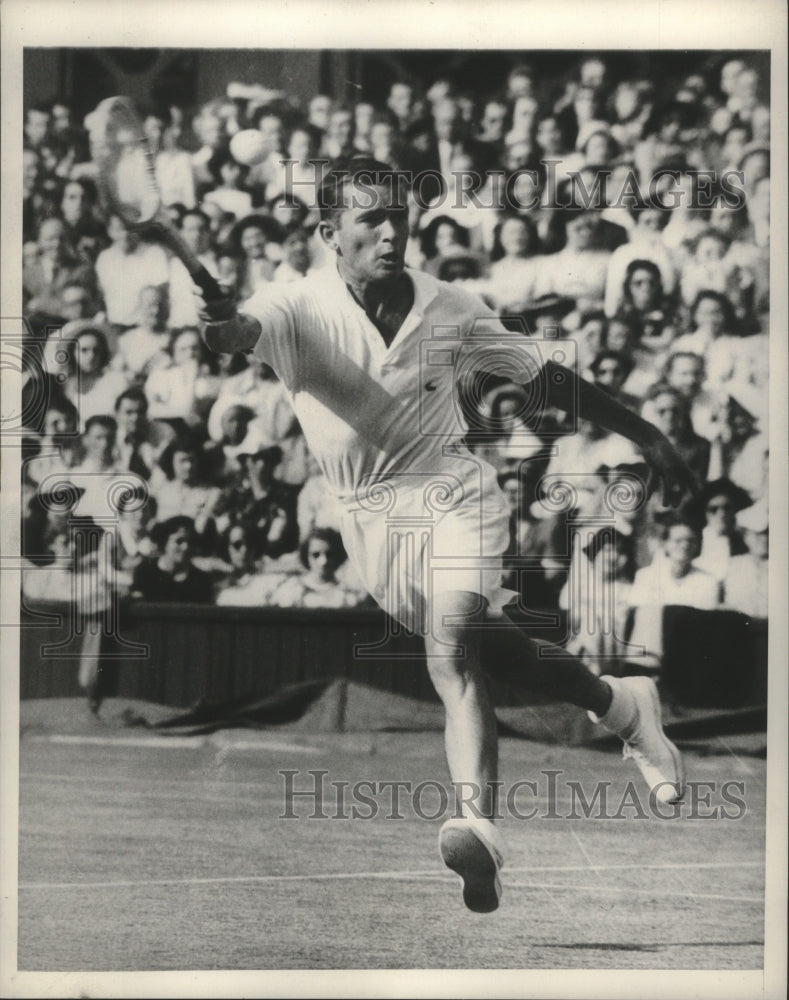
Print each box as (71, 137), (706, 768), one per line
(543, 359), (698, 508)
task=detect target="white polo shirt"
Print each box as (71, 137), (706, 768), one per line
(243, 265), (536, 498)
(242, 266), (531, 624)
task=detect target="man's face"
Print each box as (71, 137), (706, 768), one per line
(594, 359), (625, 393)
(651, 392), (683, 438)
(309, 96), (333, 131)
(581, 59), (606, 88)
(665, 526), (699, 569)
(23, 150), (39, 192)
(667, 357), (703, 398)
(39, 219), (65, 256)
(240, 225), (267, 260)
(117, 398), (145, 436)
(480, 101), (506, 142)
(329, 110), (353, 146)
(25, 109), (50, 147)
(259, 115), (283, 152)
(164, 527), (192, 567)
(61, 182), (87, 221)
(628, 267), (659, 310)
(181, 214), (209, 255)
(84, 423), (115, 462)
(565, 213), (597, 251)
(60, 286), (91, 321)
(388, 84), (412, 121)
(433, 100), (460, 142)
(321, 181), (409, 286)
(705, 495), (736, 535)
(536, 117), (562, 153)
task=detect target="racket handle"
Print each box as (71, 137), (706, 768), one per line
(154, 223), (226, 301)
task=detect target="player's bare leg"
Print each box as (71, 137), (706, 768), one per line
(424, 590), (504, 913)
(479, 613), (685, 805)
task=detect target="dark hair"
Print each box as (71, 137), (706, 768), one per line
(62, 176), (98, 205)
(690, 289), (736, 332)
(299, 527), (346, 569)
(623, 258), (663, 300)
(317, 156), (402, 224)
(582, 528), (636, 581)
(222, 521), (257, 562)
(589, 349), (635, 379)
(150, 515), (195, 550)
(490, 213), (538, 262)
(419, 214), (470, 259)
(207, 145), (249, 184)
(114, 387), (149, 414)
(158, 438), (200, 481)
(84, 414), (117, 436)
(663, 351), (705, 379)
(71, 327), (111, 371)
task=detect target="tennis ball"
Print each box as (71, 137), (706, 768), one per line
(229, 129), (268, 166)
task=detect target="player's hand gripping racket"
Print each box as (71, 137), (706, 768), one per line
(87, 96), (231, 315)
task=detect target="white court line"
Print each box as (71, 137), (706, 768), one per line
(504, 882), (763, 904)
(28, 734), (324, 753)
(19, 860), (764, 894)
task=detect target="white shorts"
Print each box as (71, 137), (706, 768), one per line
(338, 456), (516, 632)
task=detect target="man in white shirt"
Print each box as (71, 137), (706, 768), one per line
(198, 157), (695, 914)
(628, 518), (720, 665)
(94, 215), (170, 329)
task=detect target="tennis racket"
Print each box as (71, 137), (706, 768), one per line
(87, 95), (225, 302)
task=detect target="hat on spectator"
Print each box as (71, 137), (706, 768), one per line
(692, 477), (754, 516)
(520, 293), (576, 320)
(575, 119), (612, 152)
(725, 381), (767, 426)
(736, 500), (768, 533)
(236, 425), (283, 464)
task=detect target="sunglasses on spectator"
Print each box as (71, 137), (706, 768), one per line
(707, 502), (734, 513)
(229, 538), (248, 549)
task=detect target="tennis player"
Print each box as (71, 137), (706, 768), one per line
(198, 158), (695, 914)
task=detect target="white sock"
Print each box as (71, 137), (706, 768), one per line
(588, 675), (638, 738)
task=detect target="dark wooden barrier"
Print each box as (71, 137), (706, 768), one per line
(19, 601), (767, 710)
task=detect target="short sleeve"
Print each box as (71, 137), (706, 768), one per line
(242, 285), (302, 392)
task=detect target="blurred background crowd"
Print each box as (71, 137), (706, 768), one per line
(20, 48), (770, 680)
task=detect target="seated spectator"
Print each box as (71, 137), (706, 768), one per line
(560, 527), (636, 676)
(205, 403), (257, 482)
(661, 351), (719, 441)
(63, 324), (129, 430)
(22, 518), (107, 612)
(94, 214), (170, 332)
(131, 516), (214, 603)
(113, 285), (171, 378)
(203, 147), (253, 220)
(671, 291), (749, 391)
(63, 414), (129, 520)
(679, 229), (753, 317)
(168, 208), (219, 328)
(460, 214), (541, 312)
(707, 384), (768, 503)
(113, 493), (158, 590)
(56, 281), (99, 324)
(23, 216), (93, 315)
(59, 177), (105, 246)
(207, 358), (295, 444)
(640, 385), (710, 486)
(191, 109), (226, 187)
(213, 427), (299, 558)
(152, 438), (221, 536)
(213, 522), (261, 593)
(604, 207), (677, 318)
(231, 215), (284, 299)
(626, 517), (720, 669)
(266, 123), (326, 204)
(155, 121), (196, 209)
(470, 384), (547, 475)
(614, 258), (677, 352)
(588, 350), (640, 411)
(113, 388), (157, 479)
(721, 501), (768, 619)
(24, 396), (80, 486)
(270, 529), (363, 608)
(419, 215), (473, 277)
(274, 228), (312, 282)
(691, 478), (752, 584)
(572, 309), (608, 376)
(144, 327), (219, 426)
(533, 209), (611, 308)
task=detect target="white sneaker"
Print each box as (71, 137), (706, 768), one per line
(438, 817), (504, 913)
(591, 675), (685, 804)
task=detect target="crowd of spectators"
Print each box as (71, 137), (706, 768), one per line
(20, 51), (770, 681)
